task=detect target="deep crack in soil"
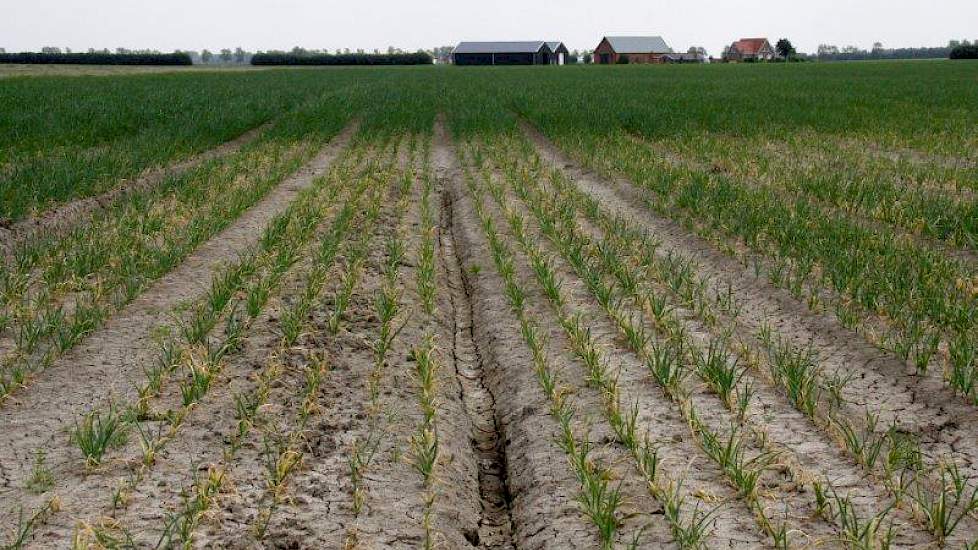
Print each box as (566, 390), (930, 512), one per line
(435, 123), (516, 549)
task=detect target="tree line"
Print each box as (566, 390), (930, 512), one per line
(3, 39), (976, 66)
(810, 40), (977, 61)
(0, 51), (191, 66)
(252, 52), (432, 65)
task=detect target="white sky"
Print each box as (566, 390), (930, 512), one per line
(3, 0), (976, 58)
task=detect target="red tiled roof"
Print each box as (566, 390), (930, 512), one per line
(733, 38), (770, 55)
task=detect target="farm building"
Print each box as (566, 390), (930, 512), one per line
(546, 42), (570, 65)
(594, 36), (673, 64)
(452, 42), (558, 65)
(662, 51), (707, 64)
(723, 38), (776, 62)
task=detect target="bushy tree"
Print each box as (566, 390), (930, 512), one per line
(776, 39), (795, 60)
(616, 54), (630, 64)
(200, 49), (213, 63)
(950, 44), (978, 59)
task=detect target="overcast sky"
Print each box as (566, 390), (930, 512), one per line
(4, 0), (976, 57)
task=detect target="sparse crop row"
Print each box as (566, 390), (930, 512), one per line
(169, 165), (392, 548)
(118, 159), (374, 486)
(247, 157), (394, 544)
(562, 129), (978, 406)
(407, 136), (444, 549)
(71, 138), (394, 548)
(0, 130), (340, 403)
(462, 150), (654, 549)
(467, 142), (820, 546)
(245, 175), (393, 545)
(462, 144), (728, 548)
(485, 133), (978, 547)
(4, 136), (394, 548)
(341, 222), (399, 547)
(341, 138), (418, 549)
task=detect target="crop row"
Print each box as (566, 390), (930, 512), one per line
(0, 110), (357, 403)
(343, 138), (417, 548)
(2, 134), (397, 547)
(0, 71), (355, 220)
(557, 128), (978, 406)
(142, 154), (392, 548)
(472, 132), (978, 548)
(460, 155), (647, 548)
(628, 131), (978, 270)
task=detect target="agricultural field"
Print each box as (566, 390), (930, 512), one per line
(1, 60), (978, 549)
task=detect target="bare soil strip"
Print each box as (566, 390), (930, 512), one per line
(0, 122), (273, 258)
(431, 125), (512, 548)
(521, 123), (978, 546)
(446, 134), (603, 549)
(0, 123), (357, 530)
(440, 196), (515, 549)
(860, 140), (978, 172)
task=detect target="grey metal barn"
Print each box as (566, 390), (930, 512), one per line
(452, 42), (556, 65)
(546, 42), (570, 64)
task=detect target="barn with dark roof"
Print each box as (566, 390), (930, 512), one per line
(452, 42), (556, 65)
(546, 42), (570, 64)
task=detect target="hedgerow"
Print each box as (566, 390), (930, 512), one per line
(0, 52), (192, 65)
(251, 52), (431, 66)
(950, 45), (978, 59)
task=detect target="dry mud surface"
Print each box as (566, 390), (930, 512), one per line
(2, 118), (978, 550)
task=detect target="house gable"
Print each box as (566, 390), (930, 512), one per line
(595, 37), (614, 54)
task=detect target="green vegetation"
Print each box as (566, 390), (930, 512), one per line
(0, 70), (353, 220)
(5, 61), (978, 549)
(0, 52), (192, 65)
(251, 52), (432, 65)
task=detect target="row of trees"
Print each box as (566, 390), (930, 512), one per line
(811, 40), (976, 61)
(4, 39), (976, 66)
(950, 43), (978, 59)
(0, 51), (192, 65)
(0, 46), (252, 65)
(251, 52), (432, 65)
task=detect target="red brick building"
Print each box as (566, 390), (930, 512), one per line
(722, 38), (776, 62)
(593, 36), (673, 64)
